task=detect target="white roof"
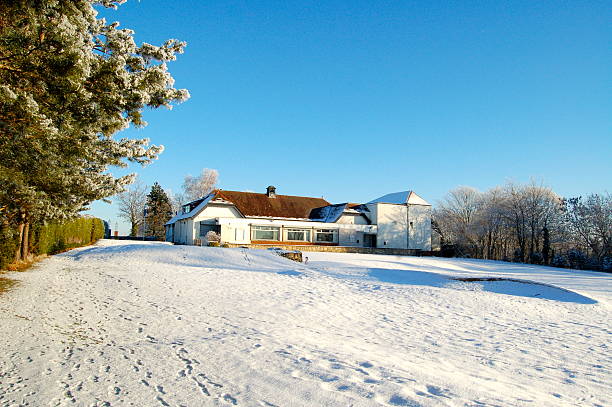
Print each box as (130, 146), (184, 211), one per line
(368, 191), (430, 206)
(309, 204), (346, 223)
(165, 193), (215, 226)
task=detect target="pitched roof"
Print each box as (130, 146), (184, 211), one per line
(368, 191), (431, 206)
(165, 193), (216, 225)
(309, 203), (348, 222)
(215, 190), (330, 219)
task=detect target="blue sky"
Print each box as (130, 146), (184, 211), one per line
(89, 0), (611, 234)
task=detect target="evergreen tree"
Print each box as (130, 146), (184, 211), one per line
(0, 1), (189, 260)
(144, 183), (172, 240)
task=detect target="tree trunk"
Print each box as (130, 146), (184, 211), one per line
(21, 221), (29, 260)
(542, 226), (550, 265)
(14, 222), (25, 262)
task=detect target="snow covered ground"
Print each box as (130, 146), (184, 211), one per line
(0, 240), (610, 407)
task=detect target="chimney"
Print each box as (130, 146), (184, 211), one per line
(266, 185), (276, 198)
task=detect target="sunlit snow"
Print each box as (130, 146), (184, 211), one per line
(0, 240), (609, 406)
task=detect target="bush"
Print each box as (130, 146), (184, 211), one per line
(550, 254), (569, 268)
(1, 217), (104, 270)
(0, 223), (20, 270)
(567, 249), (588, 270)
(529, 252), (543, 265)
(205, 230), (220, 244)
(602, 257), (612, 272)
(33, 217), (105, 255)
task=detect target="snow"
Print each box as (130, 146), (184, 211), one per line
(1, 240), (610, 407)
(309, 204), (347, 222)
(165, 193), (215, 225)
(368, 191), (430, 206)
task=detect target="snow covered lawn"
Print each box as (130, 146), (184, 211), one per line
(0, 240), (610, 407)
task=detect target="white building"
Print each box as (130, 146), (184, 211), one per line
(165, 186), (431, 250)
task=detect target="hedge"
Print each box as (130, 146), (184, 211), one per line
(0, 217), (105, 269)
(0, 223), (20, 270)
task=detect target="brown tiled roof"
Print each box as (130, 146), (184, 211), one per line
(214, 190), (330, 219)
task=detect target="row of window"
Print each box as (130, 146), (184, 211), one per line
(252, 226), (338, 243)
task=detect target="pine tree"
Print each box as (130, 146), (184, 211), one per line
(144, 183), (172, 240)
(0, 0), (189, 260)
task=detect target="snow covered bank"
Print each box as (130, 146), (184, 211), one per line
(0, 240), (610, 406)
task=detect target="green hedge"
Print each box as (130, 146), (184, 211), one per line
(0, 217), (105, 269)
(34, 217), (105, 255)
(0, 223), (20, 269)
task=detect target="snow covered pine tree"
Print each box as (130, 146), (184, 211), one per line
(144, 183), (173, 240)
(0, 0), (189, 260)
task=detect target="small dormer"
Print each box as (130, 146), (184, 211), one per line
(266, 185), (276, 198)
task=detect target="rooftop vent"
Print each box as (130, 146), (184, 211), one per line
(266, 185), (276, 198)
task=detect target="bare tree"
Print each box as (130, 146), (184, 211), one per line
(117, 180), (148, 237)
(434, 180), (607, 270)
(475, 187), (507, 260)
(522, 180), (562, 262)
(168, 191), (187, 215)
(182, 168), (218, 202)
(565, 193), (612, 262)
(434, 186), (482, 256)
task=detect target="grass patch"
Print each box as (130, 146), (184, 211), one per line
(3, 254), (47, 272)
(0, 277), (19, 296)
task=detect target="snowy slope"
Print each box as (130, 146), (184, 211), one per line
(0, 240), (609, 407)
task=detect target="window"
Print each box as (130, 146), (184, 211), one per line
(285, 228), (311, 242)
(252, 225), (280, 241)
(315, 229), (338, 243)
(200, 223), (220, 237)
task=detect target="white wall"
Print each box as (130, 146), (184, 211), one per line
(337, 213), (369, 225)
(374, 203), (409, 249)
(173, 220), (187, 244)
(408, 204), (431, 250)
(339, 229), (369, 246)
(217, 217), (377, 246)
(186, 219), (195, 245)
(192, 204), (243, 243)
(193, 204), (242, 224)
(219, 222), (250, 244)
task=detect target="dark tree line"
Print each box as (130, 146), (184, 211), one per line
(433, 181), (611, 271)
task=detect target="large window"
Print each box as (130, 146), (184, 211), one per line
(252, 225), (280, 241)
(285, 228), (311, 242)
(315, 229), (338, 243)
(200, 223), (220, 237)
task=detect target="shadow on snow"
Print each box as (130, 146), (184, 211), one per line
(368, 268), (597, 304)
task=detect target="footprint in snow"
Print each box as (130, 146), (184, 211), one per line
(389, 394), (418, 406)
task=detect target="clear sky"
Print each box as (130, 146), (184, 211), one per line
(88, 0), (611, 234)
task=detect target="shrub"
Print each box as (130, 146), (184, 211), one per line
(1, 217), (105, 270)
(204, 230), (220, 244)
(0, 224), (20, 270)
(529, 252), (543, 265)
(567, 249), (588, 270)
(550, 254), (569, 268)
(602, 257), (612, 272)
